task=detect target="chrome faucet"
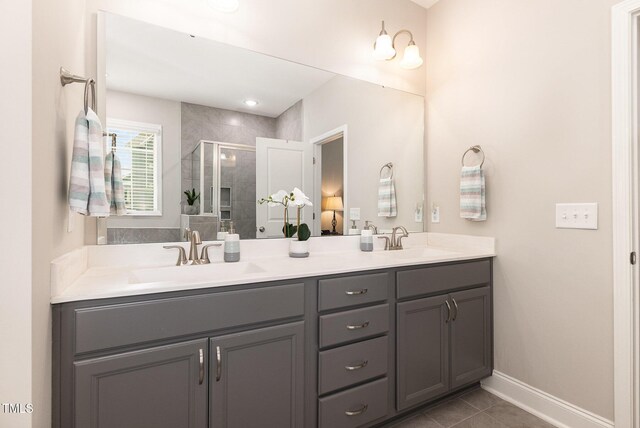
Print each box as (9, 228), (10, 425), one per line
(186, 229), (202, 263)
(164, 229), (222, 265)
(391, 226), (409, 250)
(377, 226), (409, 251)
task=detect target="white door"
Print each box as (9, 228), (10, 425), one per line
(256, 138), (313, 238)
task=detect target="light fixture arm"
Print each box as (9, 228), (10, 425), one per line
(388, 29), (415, 61)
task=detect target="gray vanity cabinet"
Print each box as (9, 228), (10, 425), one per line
(450, 287), (492, 389)
(396, 288), (492, 411)
(209, 322), (305, 428)
(396, 295), (450, 411)
(73, 339), (208, 428)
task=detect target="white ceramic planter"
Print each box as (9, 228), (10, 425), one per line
(289, 239), (310, 258)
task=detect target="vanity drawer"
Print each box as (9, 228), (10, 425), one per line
(319, 378), (388, 428)
(73, 283), (304, 354)
(318, 273), (388, 311)
(397, 260), (491, 300)
(319, 304), (389, 348)
(319, 336), (388, 395)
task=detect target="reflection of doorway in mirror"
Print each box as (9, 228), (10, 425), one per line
(311, 126), (347, 237)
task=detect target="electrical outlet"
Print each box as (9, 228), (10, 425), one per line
(555, 203), (598, 230)
(431, 204), (440, 224)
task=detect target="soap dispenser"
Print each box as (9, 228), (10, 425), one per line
(217, 220), (228, 241)
(223, 221), (240, 262)
(360, 223), (373, 252)
(348, 220), (360, 235)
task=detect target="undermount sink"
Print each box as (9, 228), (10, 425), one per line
(129, 262), (266, 285)
(373, 247), (459, 259)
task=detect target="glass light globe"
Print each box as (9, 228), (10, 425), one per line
(373, 34), (396, 61)
(399, 43), (424, 69)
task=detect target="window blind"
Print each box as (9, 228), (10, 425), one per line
(106, 120), (162, 215)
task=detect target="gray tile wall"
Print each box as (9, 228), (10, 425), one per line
(107, 228), (181, 244)
(275, 100), (303, 141)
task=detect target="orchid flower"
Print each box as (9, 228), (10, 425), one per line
(289, 187), (313, 207)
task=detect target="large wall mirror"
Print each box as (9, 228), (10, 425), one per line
(98, 13), (425, 244)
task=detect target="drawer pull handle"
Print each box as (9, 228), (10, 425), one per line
(198, 349), (204, 385)
(452, 298), (459, 321)
(345, 404), (368, 416)
(445, 301), (452, 323)
(345, 360), (369, 371)
(216, 346), (222, 382)
(345, 289), (368, 296)
(346, 321), (370, 330)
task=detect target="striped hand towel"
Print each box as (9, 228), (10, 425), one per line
(460, 165), (486, 221)
(378, 177), (397, 217)
(104, 151), (126, 216)
(68, 109), (110, 217)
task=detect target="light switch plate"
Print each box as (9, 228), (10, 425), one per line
(555, 203), (598, 230)
(349, 207), (361, 221)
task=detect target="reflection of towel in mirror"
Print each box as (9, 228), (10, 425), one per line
(378, 177), (397, 217)
(460, 165), (486, 221)
(104, 151), (126, 216)
(68, 108), (110, 216)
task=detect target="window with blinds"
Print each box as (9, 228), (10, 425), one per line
(106, 119), (162, 216)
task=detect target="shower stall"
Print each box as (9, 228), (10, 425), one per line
(190, 140), (256, 240)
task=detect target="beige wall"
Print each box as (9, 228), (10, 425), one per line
(304, 76), (425, 233)
(321, 138), (345, 232)
(0, 1), (32, 427)
(425, 0), (620, 419)
(105, 90), (182, 229)
(31, 0), (93, 426)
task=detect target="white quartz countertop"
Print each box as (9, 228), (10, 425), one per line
(50, 233), (495, 304)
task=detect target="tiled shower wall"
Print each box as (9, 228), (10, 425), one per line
(181, 101), (303, 239)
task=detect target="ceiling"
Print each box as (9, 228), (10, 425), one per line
(409, 0), (440, 9)
(105, 14), (336, 118)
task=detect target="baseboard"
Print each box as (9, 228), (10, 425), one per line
(481, 371), (614, 428)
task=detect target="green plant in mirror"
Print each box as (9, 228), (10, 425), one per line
(184, 188), (200, 206)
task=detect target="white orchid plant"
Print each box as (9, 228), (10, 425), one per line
(258, 188), (313, 241)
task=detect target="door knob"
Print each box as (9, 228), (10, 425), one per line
(259, 226), (265, 232)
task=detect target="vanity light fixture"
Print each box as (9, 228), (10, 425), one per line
(373, 21), (424, 70)
(243, 99), (258, 107)
(208, 0), (239, 13)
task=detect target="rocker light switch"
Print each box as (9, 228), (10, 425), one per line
(555, 203), (598, 230)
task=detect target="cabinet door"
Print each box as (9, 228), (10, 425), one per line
(210, 322), (305, 428)
(396, 295), (450, 411)
(74, 339), (208, 428)
(450, 287), (492, 389)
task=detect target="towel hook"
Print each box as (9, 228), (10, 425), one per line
(379, 162), (393, 179)
(461, 145), (485, 168)
(60, 67), (97, 114)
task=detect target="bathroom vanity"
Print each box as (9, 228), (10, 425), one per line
(51, 235), (494, 428)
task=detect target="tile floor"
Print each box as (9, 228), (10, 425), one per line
(386, 389), (556, 428)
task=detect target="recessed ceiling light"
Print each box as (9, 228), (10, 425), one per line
(208, 0), (239, 13)
(244, 99), (258, 107)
